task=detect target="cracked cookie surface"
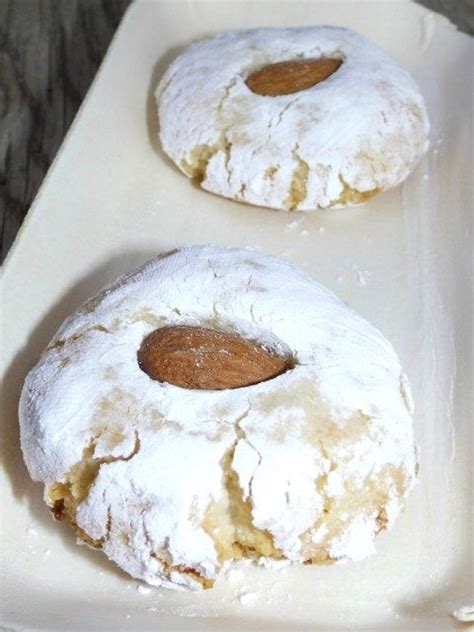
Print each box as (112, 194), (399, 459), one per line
(20, 246), (417, 589)
(156, 27), (429, 211)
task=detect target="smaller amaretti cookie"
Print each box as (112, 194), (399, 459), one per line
(20, 246), (418, 590)
(156, 27), (429, 211)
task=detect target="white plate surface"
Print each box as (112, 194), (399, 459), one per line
(1, 1), (472, 630)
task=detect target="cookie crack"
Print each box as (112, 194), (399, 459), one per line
(328, 174), (380, 207)
(249, 94), (302, 168)
(207, 258), (224, 280)
(217, 76), (239, 116)
(232, 407), (266, 518)
(145, 518), (214, 589)
(180, 76), (238, 185)
(155, 63), (182, 102)
(212, 432), (282, 563)
(285, 144), (310, 210)
(275, 95), (302, 127)
(47, 324), (111, 352)
(180, 133), (231, 185)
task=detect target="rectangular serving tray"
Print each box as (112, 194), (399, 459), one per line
(1, 1), (472, 630)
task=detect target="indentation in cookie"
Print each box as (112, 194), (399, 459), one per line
(246, 58), (343, 97)
(137, 325), (292, 390)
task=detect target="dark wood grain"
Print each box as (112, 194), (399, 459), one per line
(0, 0), (472, 263)
(417, 0), (474, 35)
(0, 0), (131, 262)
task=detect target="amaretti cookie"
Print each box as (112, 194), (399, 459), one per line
(156, 27), (429, 211)
(20, 246), (417, 590)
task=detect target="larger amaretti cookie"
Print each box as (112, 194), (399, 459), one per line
(20, 246), (418, 590)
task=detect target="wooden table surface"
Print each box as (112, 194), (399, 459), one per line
(1, 0), (472, 263)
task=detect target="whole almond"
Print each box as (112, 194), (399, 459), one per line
(137, 325), (289, 390)
(246, 58), (342, 97)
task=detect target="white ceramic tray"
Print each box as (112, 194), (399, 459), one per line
(1, 1), (472, 630)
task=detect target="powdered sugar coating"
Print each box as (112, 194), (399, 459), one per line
(20, 246), (417, 589)
(156, 27), (429, 211)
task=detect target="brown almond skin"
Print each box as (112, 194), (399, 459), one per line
(246, 58), (342, 97)
(137, 325), (288, 390)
